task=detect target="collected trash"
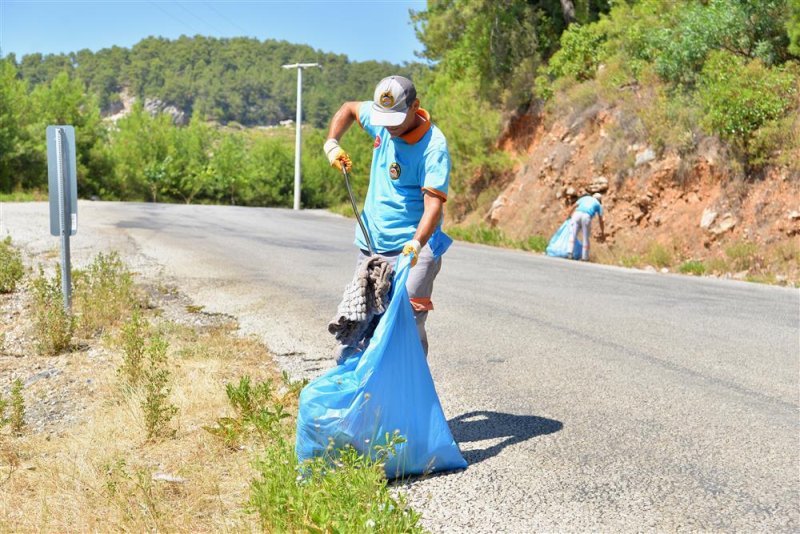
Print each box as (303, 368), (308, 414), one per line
(296, 254), (467, 479)
(328, 255), (393, 364)
(546, 219), (583, 259)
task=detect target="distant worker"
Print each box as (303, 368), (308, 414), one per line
(566, 193), (605, 261)
(323, 75), (451, 359)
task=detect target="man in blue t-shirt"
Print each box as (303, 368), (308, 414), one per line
(323, 75), (451, 358)
(567, 193), (606, 261)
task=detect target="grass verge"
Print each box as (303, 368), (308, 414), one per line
(0, 237), (25, 294)
(1, 251), (423, 531)
(449, 224), (547, 252)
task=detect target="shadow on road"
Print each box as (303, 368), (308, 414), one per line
(448, 410), (563, 465)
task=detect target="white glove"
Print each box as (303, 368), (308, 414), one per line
(324, 139), (352, 172)
(402, 239), (421, 267)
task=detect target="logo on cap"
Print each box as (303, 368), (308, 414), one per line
(389, 162), (401, 180)
(380, 91), (395, 109)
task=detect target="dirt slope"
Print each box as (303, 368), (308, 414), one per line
(474, 102), (800, 284)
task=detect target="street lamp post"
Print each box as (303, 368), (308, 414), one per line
(282, 62), (320, 210)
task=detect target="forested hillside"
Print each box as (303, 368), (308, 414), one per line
(7, 36), (416, 127)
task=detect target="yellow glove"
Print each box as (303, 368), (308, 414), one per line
(402, 239), (421, 267)
(324, 139), (352, 172)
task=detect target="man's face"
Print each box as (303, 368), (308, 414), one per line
(386, 99), (420, 137)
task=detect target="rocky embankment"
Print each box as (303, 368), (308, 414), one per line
(477, 102), (800, 283)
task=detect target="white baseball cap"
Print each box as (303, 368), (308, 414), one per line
(371, 75), (417, 127)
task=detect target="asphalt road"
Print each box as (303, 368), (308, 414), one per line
(4, 201), (799, 532)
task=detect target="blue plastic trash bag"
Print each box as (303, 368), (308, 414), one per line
(546, 219), (582, 259)
(428, 228), (453, 258)
(296, 254), (466, 479)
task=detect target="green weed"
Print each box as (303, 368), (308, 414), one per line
(449, 224), (547, 253)
(0, 190), (45, 202)
(645, 243), (673, 268)
(705, 257), (730, 275)
(118, 311), (148, 389)
(0, 237), (24, 293)
(31, 266), (74, 355)
(448, 224), (512, 247)
(679, 260), (706, 275)
(205, 376), (290, 450)
(521, 235), (548, 253)
(249, 432), (422, 533)
(101, 457), (166, 529)
(9, 379), (25, 434)
(619, 255), (642, 268)
(142, 335), (178, 441)
(725, 241), (759, 272)
(0, 390), (7, 428)
(746, 273), (777, 285)
(73, 252), (137, 337)
(281, 370), (308, 398)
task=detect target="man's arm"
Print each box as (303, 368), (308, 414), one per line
(598, 215), (605, 239)
(403, 192), (444, 266)
(327, 102), (361, 141)
(413, 193), (444, 248)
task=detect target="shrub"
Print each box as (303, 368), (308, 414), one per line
(0, 237), (24, 293)
(536, 22), (609, 99)
(449, 224), (551, 254)
(679, 260), (706, 275)
(698, 51), (798, 154)
(206, 376), (290, 450)
(705, 256), (730, 274)
(249, 432), (422, 533)
(0, 390), (6, 428)
(142, 335), (177, 441)
(645, 242), (673, 268)
(9, 379), (25, 434)
(619, 254), (642, 268)
(747, 113), (800, 170)
(522, 235), (548, 253)
(118, 311), (147, 389)
(73, 251), (136, 337)
(653, 0), (791, 85)
(790, 0), (800, 57)
(31, 266), (74, 355)
(725, 241), (759, 271)
(1, 379), (27, 434)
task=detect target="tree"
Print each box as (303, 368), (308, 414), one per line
(789, 0), (800, 56)
(29, 72), (111, 197)
(0, 59), (35, 192)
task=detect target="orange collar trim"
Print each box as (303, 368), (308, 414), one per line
(399, 109), (431, 144)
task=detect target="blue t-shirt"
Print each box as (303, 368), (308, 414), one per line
(575, 196), (603, 218)
(355, 101), (451, 253)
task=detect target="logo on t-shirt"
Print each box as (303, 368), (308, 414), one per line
(389, 162), (401, 180)
(374, 135), (381, 149)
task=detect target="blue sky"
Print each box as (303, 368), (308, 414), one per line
(0, 0), (427, 64)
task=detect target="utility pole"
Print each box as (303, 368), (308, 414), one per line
(282, 62), (320, 210)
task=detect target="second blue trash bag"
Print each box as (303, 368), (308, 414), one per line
(546, 219), (582, 258)
(295, 253), (466, 479)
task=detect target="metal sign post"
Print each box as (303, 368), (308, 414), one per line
(46, 125), (78, 310)
(282, 62), (320, 210)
